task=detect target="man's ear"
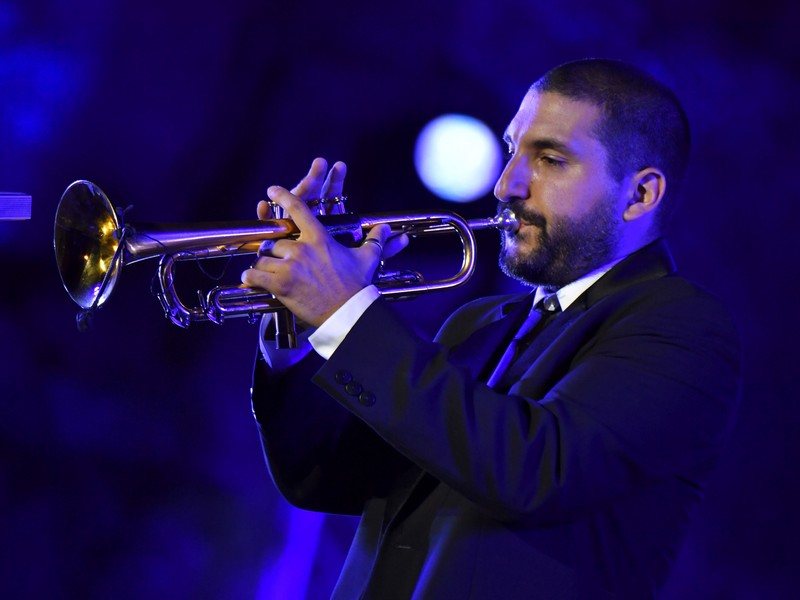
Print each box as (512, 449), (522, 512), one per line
(623, 168), (666, 222)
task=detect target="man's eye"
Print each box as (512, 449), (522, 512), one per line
(541, 156), (564, 167)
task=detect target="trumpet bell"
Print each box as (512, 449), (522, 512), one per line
(54, 181), (123, 310)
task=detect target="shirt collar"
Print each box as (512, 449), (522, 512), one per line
(533, 256), (627, 311)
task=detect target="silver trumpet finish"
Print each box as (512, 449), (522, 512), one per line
(54, 180), (518, 346)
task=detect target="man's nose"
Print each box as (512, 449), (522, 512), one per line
(494, 156), (529, 204)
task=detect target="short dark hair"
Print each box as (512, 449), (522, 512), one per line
(532, 58), (691, 231)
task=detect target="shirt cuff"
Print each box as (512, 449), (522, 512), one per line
(309, 285), (380, 360)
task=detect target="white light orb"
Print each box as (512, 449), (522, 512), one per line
(414, 114), (502, 203)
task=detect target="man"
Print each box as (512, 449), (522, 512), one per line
(242, 59), (740, 599)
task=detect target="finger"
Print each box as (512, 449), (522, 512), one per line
(364, 224), (389, 248)
(321, 161), (347, 199)
(365, 225), (409, 258)
(362, 226), (408, 259)
(360, 224), (391, 260)
(382, 231), (410, 259)
(249, 252), (281, 270)
(257, 200), (273, 220)
(261, 238), (298, 260)
(290, 157), (328, 200)
(256, 239), (276, 257)
(267, 185), (326, 237)
(241, 265), (277, 290)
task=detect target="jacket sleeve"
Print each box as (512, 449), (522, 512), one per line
(251, 346), (414, 515)
(312, 287), (741, 524)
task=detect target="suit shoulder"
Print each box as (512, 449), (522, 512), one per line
(596, 274), (740, 357)
(625, 274), (735, 322)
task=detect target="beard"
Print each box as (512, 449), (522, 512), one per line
(499, 196), (621, 289)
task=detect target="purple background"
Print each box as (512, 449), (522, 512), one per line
(1, 1), (798, 598)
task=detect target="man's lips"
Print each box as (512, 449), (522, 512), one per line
(499, 203), (545, 229)
(504, 217), (544, 246)
(514, 218), (542, 232)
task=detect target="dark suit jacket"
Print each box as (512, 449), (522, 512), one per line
(251, 239), (741, 599)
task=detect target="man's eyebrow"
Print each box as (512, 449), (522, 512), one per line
(529, 138), (571, 154)
(502, 134), (572, 155)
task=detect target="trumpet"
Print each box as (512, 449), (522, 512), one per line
(54, 180), (518, 347)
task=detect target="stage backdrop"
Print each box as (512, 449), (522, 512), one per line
(1, 1), (797, 598)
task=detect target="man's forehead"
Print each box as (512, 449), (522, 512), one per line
(504, 91), (602, 144)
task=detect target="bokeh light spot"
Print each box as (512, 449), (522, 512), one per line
(414, 114), (502, 203)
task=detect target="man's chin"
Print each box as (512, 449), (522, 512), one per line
(503, 230), (540, 260)
(499, 256), (539, 288)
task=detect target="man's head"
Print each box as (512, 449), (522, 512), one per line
(495, 58), (690, 288)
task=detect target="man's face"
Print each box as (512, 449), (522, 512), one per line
(495, 91), (627, 288)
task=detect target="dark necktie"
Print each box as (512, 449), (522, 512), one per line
(486, 293), (561, 388)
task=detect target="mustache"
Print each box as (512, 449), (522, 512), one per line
(499, 200), (547, 229)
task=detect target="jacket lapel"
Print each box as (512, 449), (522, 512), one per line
(444, 293), (535, 382)
(494, 307), (583, 392)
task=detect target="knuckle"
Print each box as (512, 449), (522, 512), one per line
(271, 240), (292, 257)
(272, 277), (291, 296)
(242, 269), (264, 288)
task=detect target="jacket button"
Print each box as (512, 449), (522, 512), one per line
(345, 381), (363, 396)
(335, 370), (353, 385)
(358, 391), (376, 406)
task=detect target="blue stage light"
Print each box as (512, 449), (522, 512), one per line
(414, 114), (501, 203)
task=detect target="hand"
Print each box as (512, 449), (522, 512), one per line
(242, 159), (408, 327)
(255, 157), (408, 258)
(256, 157), (346, 220)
